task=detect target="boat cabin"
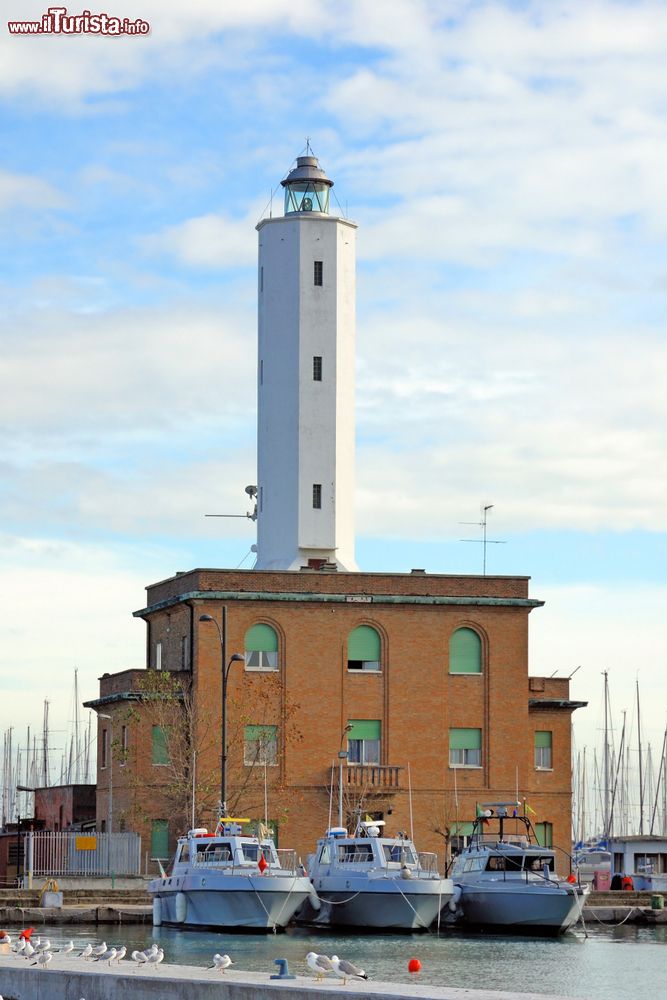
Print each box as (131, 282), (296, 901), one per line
(312, 821), (422, 872)
(172, 824), (280, 872)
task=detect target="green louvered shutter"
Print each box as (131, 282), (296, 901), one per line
(348, 626), (380, 660)
(152, 725), (169, 765)
(348, 719), (381, 740)
(245, 624), (278, 652)
(449, 628), (481, 674)
(151, 819), (169, 857)
(534, 731), (552, 748)
(449, 727), (481, 750)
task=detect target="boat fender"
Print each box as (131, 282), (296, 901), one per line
(308, 888), (321, 911)
(400, 865), (413, 879)
(152, 896), (162, 927)
(175, 892), (187, 923)
(448, 885), (462, 912)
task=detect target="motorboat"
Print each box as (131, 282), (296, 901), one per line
(449, 802), (589, 934)
(148, 818), (313, 931)
(296, 817), (454, 931)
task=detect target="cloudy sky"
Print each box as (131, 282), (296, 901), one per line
(1, 1), (666, 796)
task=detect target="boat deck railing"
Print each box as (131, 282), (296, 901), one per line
(190, 848), (301, 877)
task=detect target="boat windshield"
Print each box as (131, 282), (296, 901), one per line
(195, 842), (232, 863)
(484, 854), (555, 872)
(382, 843), (417, 865)
(242, 844), (274, 863)
(337, 843), (374, 863)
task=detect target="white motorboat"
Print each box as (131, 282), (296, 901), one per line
(297, 818), (454, 931)
(148, 818), (313, 931)
(449, 803), (589, 934)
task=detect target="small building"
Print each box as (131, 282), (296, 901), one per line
(609, 835), (667, 889)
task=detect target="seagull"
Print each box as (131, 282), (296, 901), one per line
(95, 947), (117, 966)
(79, 943), (93, 960)
(306, 952), (334, 980)
(208, 953), (233, 973)
(35, 938), (51, 953)
(31, 951), (53, 970)
(92, 941), (107, 957)
(57, 940), (74, 956)
(114, 945), (126, 962)
(23, 941), (35, 960)
(331, 955), (369, 984)
(0, 932), (11, 945)
(13, 938), (26, 954)
(131, 949), (147, 965)
(146, 947), (164, 969)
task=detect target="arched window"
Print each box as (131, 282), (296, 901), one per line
(449, 627), (482, 674)
(347, 625), (381, 672)
(245, 623), (278, 671)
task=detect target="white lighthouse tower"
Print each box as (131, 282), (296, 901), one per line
(255, 153), (358, 571)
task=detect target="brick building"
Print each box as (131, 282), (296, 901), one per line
(87, 566), (584, 870)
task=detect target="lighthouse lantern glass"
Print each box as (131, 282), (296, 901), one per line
(284, 182), (330, 215)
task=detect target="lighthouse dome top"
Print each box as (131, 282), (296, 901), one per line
(281, 155), (333, 216)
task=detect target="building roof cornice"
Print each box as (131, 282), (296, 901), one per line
(133, 589), (545, 618)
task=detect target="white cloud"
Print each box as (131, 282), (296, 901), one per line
(0, 169), (66, 212)
(141, 211), (258, 268)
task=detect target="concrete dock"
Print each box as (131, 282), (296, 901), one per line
(0, 953), (583, 1000)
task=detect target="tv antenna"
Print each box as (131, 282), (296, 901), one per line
(205, 485), (258, 523)
(460, 503), (506, 575)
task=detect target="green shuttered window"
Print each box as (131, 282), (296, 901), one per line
(449, 628), (482, 674)
(534, 730), (553, 769)
(151, 819), (169, 858)
(348, 719), (381, 764)
(348, 625), (381, 671)
(152, 725), (169, 765)
(245, 623), (278, 670)
(449, 727), (482, 767)
(244, 724), (278, 765)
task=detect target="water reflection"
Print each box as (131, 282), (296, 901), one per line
(11, 922), (665, 999)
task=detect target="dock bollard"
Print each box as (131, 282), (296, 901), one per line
(271, 958), (296, 979)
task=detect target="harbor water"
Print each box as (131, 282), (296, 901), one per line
(6, 921), (665, 999)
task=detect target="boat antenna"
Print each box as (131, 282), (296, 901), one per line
(327, 760), (335, 831)
(407, 762), (414, 842)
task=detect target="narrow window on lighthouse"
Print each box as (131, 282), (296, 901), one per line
(313, 260), (323, 286)
(312, 484), (322, 509)
(313, 356), (322, 381)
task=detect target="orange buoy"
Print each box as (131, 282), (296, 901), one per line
(408, 958), (421, 974)
(567, 874), (577, 883)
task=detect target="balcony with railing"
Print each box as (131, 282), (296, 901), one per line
(345, 764), (402, 790)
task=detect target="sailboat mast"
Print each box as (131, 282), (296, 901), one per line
(603, 671), (610, 839)
(649, 726), (667, 835)
(637, 680), (644, 835)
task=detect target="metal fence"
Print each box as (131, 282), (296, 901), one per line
(28, 831), (141, 876)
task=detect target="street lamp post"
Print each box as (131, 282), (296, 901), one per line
(199, 610), (244, 816)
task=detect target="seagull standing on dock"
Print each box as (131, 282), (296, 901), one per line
(146, 947), (164, 969)
(35, 938), (51, 953)
(79, 943), (93, 960)
(56, 941), (74, 956)
(23, 941), (35, 960)
(92, 942), (107, 958)
(114, 945), (126, 962)
(131, 949), (147, 965)
(31, 951), (53, 970)
(94, 947), (117, 966)
(331, 955), (369, 984)
(208, 953), (233, 973)
(306, 952), (334, 980)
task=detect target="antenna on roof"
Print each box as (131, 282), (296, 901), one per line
(460, 503), (506, 575)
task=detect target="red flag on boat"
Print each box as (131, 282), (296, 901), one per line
(258, 854), (268, 874)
